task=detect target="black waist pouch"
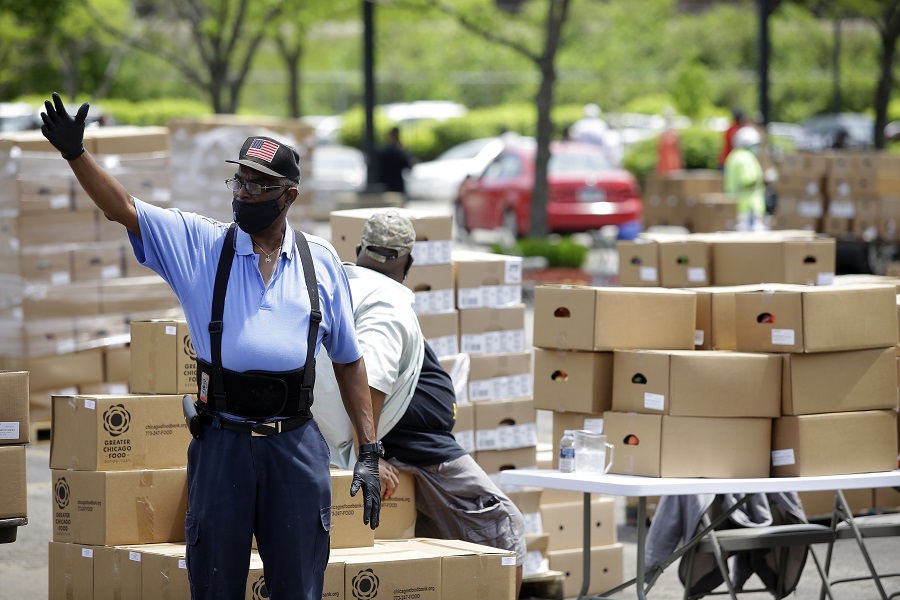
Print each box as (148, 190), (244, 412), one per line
(196, 359), (314, 420)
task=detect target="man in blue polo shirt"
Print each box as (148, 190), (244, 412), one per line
(40, 93), (381, 600)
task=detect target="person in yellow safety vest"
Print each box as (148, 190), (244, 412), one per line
(724, 126), (767, 231)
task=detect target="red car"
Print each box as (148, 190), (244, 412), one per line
(455, 139), (642, 238)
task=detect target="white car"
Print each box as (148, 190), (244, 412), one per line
(404, 137), (507, 203)
(308, 145), (367, 219)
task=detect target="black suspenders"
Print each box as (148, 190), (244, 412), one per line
(207, 223), (321, 414)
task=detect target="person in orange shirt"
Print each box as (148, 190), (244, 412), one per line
(718, 107), (747, 169)
(656, 106), (682, 176)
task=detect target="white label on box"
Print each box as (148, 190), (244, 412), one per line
(413, 240), (452, 266)
(57, 339), (76, 354)
(101, 265), (121, 279)
(50, 194), (69, 209)
(0, 422), (19, 439)
(644, 393), (665, 411)
(687, 267), (706, 282)
(129, 551), (141, 562)
(458, 288), (483, 309)
(639, 266), (657, 282)
(453, 429), (474, 454)
(522, 512), (543, 535)
(84, 399), (96, 410)
(165, 325), (177, 336)
(817, 272), (834, 286)
(504, 330), (525, 353)
(830, 199), (854, 218)
(50, 271), (70, 285)
(501, 556), (517, 567)
(429, 335), (458, 358)
(771, 329), (795, 346)
(505, 259), (523, 284)
(82, 548), (93, 558)
(469, 381), (494, 402)
(805, 182), (819, 197)
(476, 429), (500, 451)
(771, 449), (796, 467)
(798, 200), (822, 218)
(522, 552), (548, 578)
(498, 426), (516, 449)
(583, 418), (604, 433)
(695, 329), (705, 346)
(837, 183), (851, 198)
(461, 333), (485, 355)
(178, 559), (187, 570)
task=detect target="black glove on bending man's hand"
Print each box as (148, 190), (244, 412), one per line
(40, 92), (90, 160)
(350, 447), (382, 530)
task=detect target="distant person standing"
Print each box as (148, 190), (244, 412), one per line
(724, 126), (766, 231)
(570, 103), (624, 166)
(655, 106), (682, 176)
(376, 127), (412, 197)
(718, 107), (747, 168)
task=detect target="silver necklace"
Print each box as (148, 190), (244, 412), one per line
(253, 232), (284, 263)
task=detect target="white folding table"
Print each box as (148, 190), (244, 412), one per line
(499, 469), (900, 600)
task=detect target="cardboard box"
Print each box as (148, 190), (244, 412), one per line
(533, 286), (697, 351)
(453, 250), (523, 310)
(771, 410), (898, 477)
(709, 235), (835, 286)
(617, 239), (659, 286)
(135, 544), (190, 600)
(474, 398), (536, 451)
(646, 236), (711, 287)
(547, 543), (624, 599)
(329, 208), (453, 264)
(0, 445), (26, 519)
(459, 305), (526, 356)
(22, 280), (101, 319)
(100, 276), (179, 315)
(406, 264), (455, 315)
(26, 349), (105, 393)
(604, 411), (772, 478)
(417, 310), (459, 358)
(330, 469), (376, 549)
(453, 401), (474, 454)
(475, 447), (536, 475)
(0, 371), (29, 444)
(104, 344), (131, 384)
(691, 285), (778, 351)
(334, 544), (441, 600)
(376, 469), (416, 539)
(402, 538), (518, 600)
(533, 349), (613, 413)
(50, 394), (189, 471)
(541, 497), (617, 551)
(91, 126), (171, 155)
(612, 350), (781, 418)
(467, 353), (532, 402)
(322, 551), (346, 600)
(92, 545), (143, 600)
(48, 541), (94, 600)
(507, 488), (543, 535)
(18, 246), (71, 284)
(799, 489), (874, 519)
(782, 347), (898, 415)
(129, 320), (196, 394)
(71, 243), (125, 281)
(692, 289), (712, 349)
(734, 284), (898, 353)
(51, 468), (188, 545)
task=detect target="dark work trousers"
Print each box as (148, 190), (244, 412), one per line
(185, 415), (332, 600)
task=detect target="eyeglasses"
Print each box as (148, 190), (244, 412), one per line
(226, 178), (289, 195)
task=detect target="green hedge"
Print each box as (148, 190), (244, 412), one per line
(491, 236), (589, 269)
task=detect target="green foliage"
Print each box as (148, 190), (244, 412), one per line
(671, 59), (713, 119)
(490, 236), (589, 269)
(88, 98), (212, 126)
(622, 95), (678, 116)
(622, 128), (722, 185)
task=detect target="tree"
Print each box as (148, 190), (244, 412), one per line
(85, 0), (292, 113)
(381, 0), (572, 237)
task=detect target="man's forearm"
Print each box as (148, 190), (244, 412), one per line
(333, 357), (377, 445)
(68, 152), (141, 236)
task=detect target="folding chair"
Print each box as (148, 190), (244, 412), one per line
(683, 513), (836, 600)
(820, 508), (900, 600)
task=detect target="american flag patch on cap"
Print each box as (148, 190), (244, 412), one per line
(245, 138), (279, 162)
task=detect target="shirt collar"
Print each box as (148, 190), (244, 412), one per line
(234, 223), (296, 262)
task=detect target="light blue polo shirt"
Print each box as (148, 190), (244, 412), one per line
(128, 198), (361, 373)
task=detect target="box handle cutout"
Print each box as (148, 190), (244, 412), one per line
(630, 256), (643, 265)
(756, 313), (775, 324)
(676, 255), (689, 265)
(554, 307), (571, 318)
(413, 284), (433, 292)
(499, 418), (516, 426)
(803, 255), (817, 264)
(551, 369), (569, 381)
(624, 434), (640, 445)
(631, 373), (647, 384)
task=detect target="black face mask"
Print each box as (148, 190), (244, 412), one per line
(232, 192), (286, 234)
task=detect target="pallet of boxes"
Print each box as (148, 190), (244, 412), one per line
(641, 170), (737, 233)
(49, 317), (520, 599)
(0, 370), (28, 544)
(0, 127), (183, 440)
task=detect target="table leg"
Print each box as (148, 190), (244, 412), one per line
(636, 496), (648, 600)
(578, 492), (592, 600)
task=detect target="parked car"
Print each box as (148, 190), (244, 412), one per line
(797, 113), (874, 151)
(0, 103), (42, 133)
(404, 136), (509, 203)
(455, 139), (642, 238)
(308, 144), (367, 219)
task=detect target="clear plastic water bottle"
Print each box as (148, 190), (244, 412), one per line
(559, 430), (576, 473)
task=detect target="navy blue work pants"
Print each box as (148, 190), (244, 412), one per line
(185, 416), (332, 599)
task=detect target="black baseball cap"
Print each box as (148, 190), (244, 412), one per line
(226, 136), (301, 181)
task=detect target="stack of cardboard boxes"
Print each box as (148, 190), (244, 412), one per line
(774, 150), (900, 240)
(0, 370), (28, 544)
(641, 170), (734, 232)
(0, 128), (183, 430)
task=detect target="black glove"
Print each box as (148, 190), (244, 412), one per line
(40, 92), (90, 160)
(350, 447), (382, 530)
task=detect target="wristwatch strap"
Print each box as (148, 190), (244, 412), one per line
(359, 442), (384, 457)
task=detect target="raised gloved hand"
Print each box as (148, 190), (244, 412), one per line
(350, 445), (382, 530)
(40, 92), (90, 160)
